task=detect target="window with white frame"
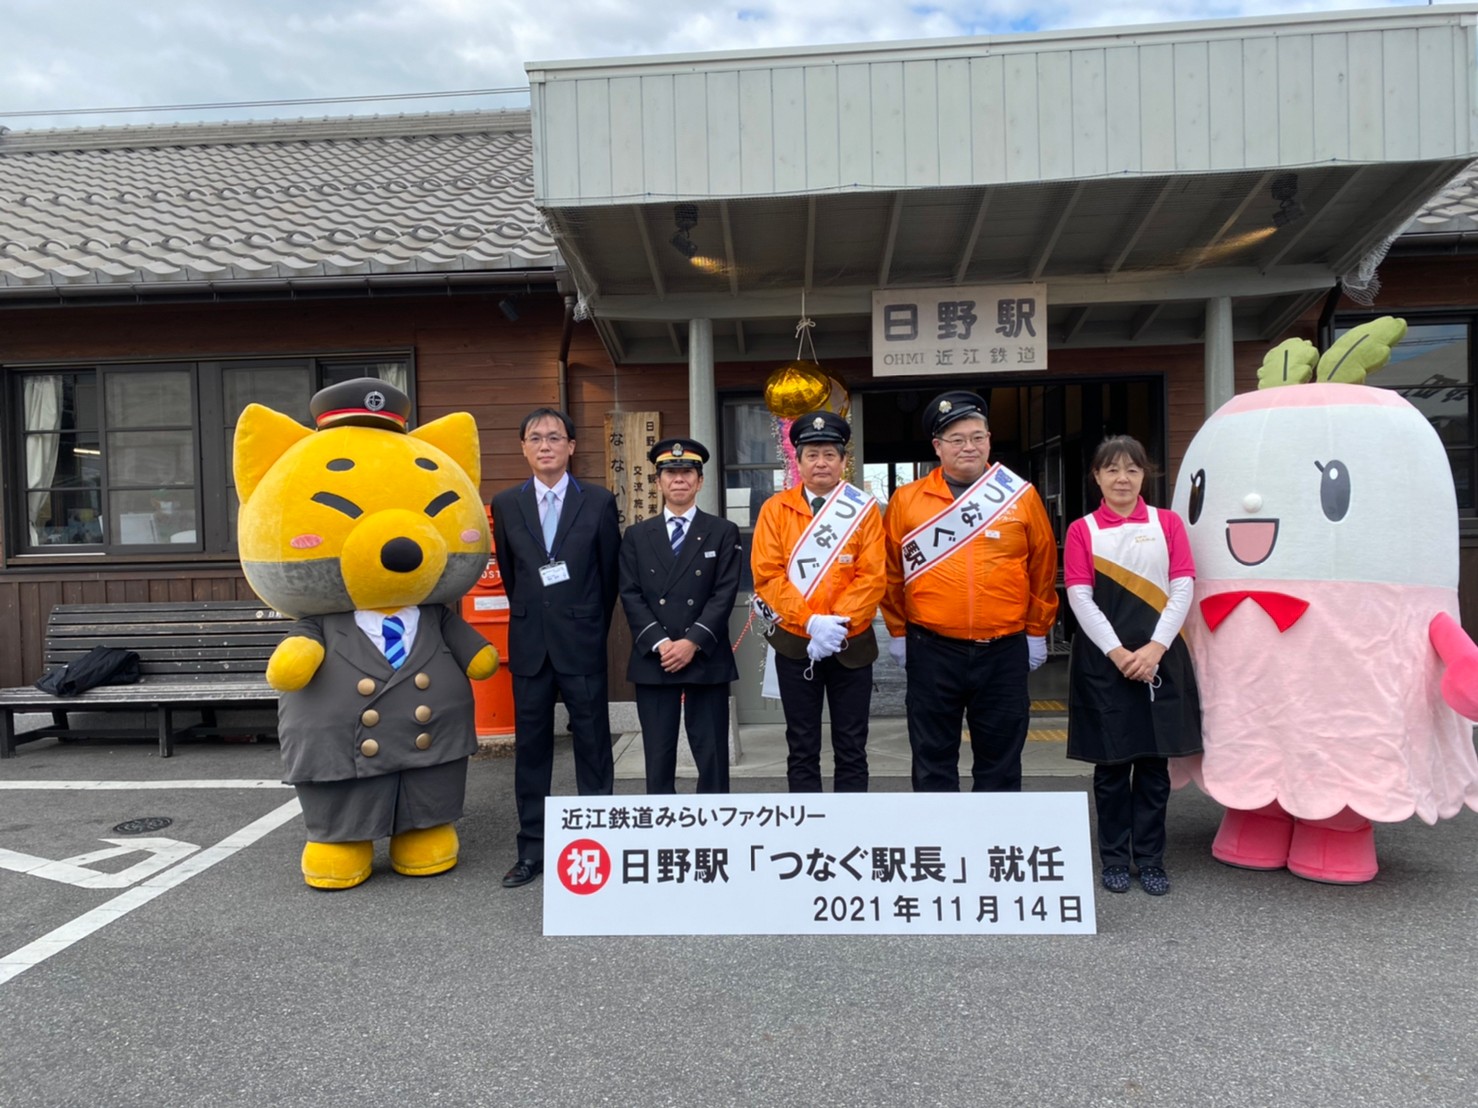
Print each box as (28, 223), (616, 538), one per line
(13, 355), (410, 556)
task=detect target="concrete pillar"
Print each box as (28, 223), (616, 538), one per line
(1204, 296), (1235, 416)
(688, 318), (718, 514)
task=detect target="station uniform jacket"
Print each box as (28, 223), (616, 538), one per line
(881, 468), (1059, 641)
(276, 604), (486, 784)
(619, 508), (743, 686)
(750, 484), (887, 663)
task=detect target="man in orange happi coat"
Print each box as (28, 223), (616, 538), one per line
(751, 410), (886, 792)
(882, 390), (1058, 793)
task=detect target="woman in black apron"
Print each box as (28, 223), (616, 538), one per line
(1065, 436), (1203, 895)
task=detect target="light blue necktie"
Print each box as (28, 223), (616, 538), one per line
(382, 615), (406, 669)
(670, 515), (686, 555)
(541, 489), (559, 554)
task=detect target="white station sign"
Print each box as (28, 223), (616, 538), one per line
(544, 791), (1096, 936)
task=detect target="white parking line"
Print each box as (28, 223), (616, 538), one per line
(0, 797), (302, 987)
(0, 780), (292, 790)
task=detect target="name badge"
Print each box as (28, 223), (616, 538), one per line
(704, 550), (717, 559)
(984, 530), (1001, 539)
(539, 561), (571, 586)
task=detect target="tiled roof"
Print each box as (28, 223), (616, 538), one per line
(0, 110), (557, 293)
(1408, 161), (1478, 235)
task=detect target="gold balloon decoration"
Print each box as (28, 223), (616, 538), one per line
(764, 360), (830, 419)
(825, 375), (850, 419)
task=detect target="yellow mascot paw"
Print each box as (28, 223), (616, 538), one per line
(267, 636), (326, 692)
(466, 644), (499, 681)
(390, 824), (460, 877)
(301, 840), (373, 890)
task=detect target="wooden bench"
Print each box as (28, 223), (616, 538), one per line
(0, 600), (290, 759)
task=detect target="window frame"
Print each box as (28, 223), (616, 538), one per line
(5, 350), (415, 562)
(1333, 310), (1475, 516)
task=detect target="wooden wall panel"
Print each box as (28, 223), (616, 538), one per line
(0, 291), (604, 503)
(0, 291), (602, 686)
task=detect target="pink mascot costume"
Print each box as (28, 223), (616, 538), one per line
(1170, 318), (1478, 883)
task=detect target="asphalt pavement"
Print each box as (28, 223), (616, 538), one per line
(1, 729), (1476, 1108)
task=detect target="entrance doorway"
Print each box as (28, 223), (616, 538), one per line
(857, 377), (1168, 531)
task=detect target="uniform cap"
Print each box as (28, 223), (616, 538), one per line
(788, 410), (851, 448)
(649, 437), (710, 470)
(925, 390), (988, 437)
(309, 378), (411, 432)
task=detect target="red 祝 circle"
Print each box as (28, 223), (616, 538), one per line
(556, 838), (612, 895)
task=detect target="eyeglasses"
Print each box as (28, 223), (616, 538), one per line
(937, 433), (989, 448)
(524, 434), (569, 446)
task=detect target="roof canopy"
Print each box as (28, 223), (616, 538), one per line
(529, 6), (1478, 362)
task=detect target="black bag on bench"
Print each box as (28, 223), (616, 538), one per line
(34, 646), (142, 697)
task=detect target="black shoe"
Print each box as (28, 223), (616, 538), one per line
(1101, 865), (1131, 894)
(1138, 865), (1170, 896)
(502, 858), (543, 888)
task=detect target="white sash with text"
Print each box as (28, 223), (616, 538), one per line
(787, 482), (877, 600)
(901, 464), (1029, 584)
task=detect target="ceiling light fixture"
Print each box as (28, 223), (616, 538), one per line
(1270, 173), (1304, 228)
(670, 203), (700, 259)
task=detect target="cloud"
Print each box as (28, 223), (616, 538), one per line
(0, 0), (1414, 130)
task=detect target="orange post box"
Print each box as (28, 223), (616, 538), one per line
(462, 505), (515, 738)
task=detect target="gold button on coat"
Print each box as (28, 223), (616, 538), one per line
(415, 733), (433, 750)
(415, 705), (433, 723)
(360, 739), (380, 757)
(361, 709), (380, 727)
(414, 673), (431, 689)
(357, 678), (376, 696)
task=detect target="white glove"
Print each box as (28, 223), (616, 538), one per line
(806, 635), (832, 663)
(1027, 635), (1048, 671)
(805, 614), (849, 655)
(887, 634), (907, 669)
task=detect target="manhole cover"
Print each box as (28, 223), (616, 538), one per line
(112, 816), (173, 834)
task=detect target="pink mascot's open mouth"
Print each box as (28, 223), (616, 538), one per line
(1225, 519), (1279, 566)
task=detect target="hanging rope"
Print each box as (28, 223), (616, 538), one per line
(794, 287), (820, 364)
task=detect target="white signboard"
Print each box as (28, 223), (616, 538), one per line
(872, 283), (1048, 377)
(543, 792), (1096, 936)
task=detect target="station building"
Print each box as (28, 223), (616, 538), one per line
(2, 6), (1477, 719)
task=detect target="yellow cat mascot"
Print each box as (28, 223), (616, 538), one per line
(234, 379), (498, 890)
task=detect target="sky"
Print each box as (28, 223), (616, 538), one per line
(0, 0), (1435, 131)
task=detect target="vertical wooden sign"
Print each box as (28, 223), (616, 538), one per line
(604, 411), (661, 533)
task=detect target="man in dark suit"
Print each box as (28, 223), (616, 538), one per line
(491, 407), (621, 888)
(618, 438), (743, 794)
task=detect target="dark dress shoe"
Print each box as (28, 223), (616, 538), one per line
(502, 858), (543, 888)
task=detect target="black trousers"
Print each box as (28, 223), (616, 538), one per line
(773, 651), (872, 793)
(905, 628), (1029, 792)
(1092, 758), (1170, 869)
(635, 681), (731, 794)
(512, 657), (614, 860)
